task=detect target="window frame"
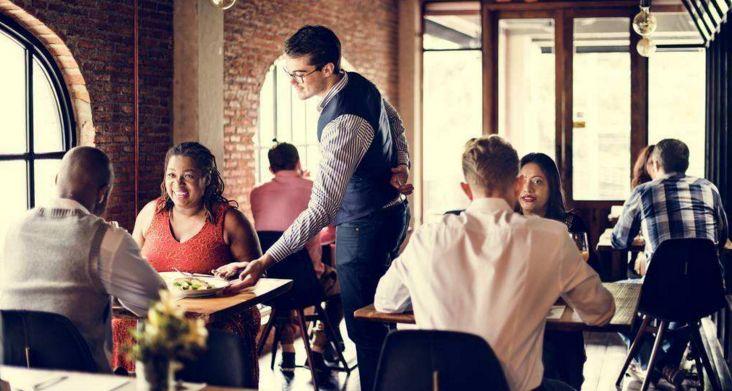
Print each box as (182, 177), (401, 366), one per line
(0, 13), (76, 209)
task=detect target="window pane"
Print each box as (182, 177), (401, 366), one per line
(258, 64), (275, 146)
(33, 59), (63, 153)
(275, 65), (293, 142)
(649, 49), (705, 178)
(305, 144), (322, 180)
(34, 159), (61, 206)
(498, 19), (555, 159)
(653, 12), (704, 45)
(424, 13), (481, 50)
(0, 31), (27, 154)
(572, 18), (631, 200)
(423, 50), (482, 220)
(0, 161), (27, 250)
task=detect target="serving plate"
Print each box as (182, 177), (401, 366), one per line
(159, 271), (230, 298)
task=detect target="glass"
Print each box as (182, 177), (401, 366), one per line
(0, 161), (28, 251)
(570, 232), (590, 262)
(423, 12), (481, 50)
(651, 12), (703, 45)
(423, 50), (482, 221)
(34, 159), (62, 206)
(498, 18), (556, 159)
(33, 59), (64, 153)
(0, 30), (27, 154)
(282, 67), (319, 84)
(649, 49), (705, 178)
(572, 17), (631, 200)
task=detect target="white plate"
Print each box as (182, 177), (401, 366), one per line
(159, 271), (230, 298)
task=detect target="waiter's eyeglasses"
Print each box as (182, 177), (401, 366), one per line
(283, 66), (322, 84)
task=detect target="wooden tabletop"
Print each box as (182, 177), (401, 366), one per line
(596, 228), (645, 252)
(114, 278), (292, 318)
(354, 281), (641, 333)
(0, 365), (254, 390)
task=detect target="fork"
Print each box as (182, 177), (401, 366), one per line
(172, 267), (193, 278)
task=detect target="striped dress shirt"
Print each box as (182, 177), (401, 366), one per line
(611, 173), (729, 258)
(266, 72), (410, 263)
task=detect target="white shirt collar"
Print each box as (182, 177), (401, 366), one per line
(465, 197), (514, 214)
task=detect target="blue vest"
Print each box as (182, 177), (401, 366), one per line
(317, 72), (399, 225)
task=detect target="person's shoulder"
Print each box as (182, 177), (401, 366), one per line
(518, 214), (569, 238)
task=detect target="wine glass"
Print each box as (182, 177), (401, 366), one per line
(570, 232), (590, 262)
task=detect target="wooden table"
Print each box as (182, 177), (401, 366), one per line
(0, 365), (254, 390)
(114, 278), (293, 318)
(354, 281), (641, 333)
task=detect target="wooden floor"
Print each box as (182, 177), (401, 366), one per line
(256, 328), (679, 391)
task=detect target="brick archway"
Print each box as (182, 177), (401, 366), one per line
(0, 0), (94, 146)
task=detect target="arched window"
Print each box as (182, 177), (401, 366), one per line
(255, 57), (353, 184)
(0, 14), (75, 234)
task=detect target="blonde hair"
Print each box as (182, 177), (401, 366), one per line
(462, 135), (519, 191)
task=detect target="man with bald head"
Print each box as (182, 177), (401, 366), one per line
(0, 146), (164, 372)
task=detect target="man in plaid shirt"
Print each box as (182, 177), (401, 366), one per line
(612, 138), (728, 260)
(611, 138), (729, 385)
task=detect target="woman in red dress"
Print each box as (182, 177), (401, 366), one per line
(112, 142), (261, 384)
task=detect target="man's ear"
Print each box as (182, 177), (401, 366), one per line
(98, 185), (110, 204)
(460, 182), (473, 201)
(321, 62), (335, 77)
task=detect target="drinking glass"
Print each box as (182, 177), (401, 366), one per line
(570, 232), (590, 262)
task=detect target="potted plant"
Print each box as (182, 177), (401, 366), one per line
(129, 290), (207, 391)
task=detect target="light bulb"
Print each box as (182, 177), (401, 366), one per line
(210, 0), (237, 10)
(632, 7), (657, 36)
(636, 38), (656, 57)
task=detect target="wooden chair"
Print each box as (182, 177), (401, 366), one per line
(1, 310), (98, 373)
(615, 238), (726, 391)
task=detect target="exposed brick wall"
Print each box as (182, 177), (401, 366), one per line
(223, 0), (400, 215)
(4, 0), (173, 229)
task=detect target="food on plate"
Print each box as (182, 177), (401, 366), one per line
(172, 277), (212, 291)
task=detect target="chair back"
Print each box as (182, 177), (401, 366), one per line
(257, 231), (324, 310)
(373, 330), (509, 391)
(177, 329), (255, 388)
(639, 238), (726, 322)
(0, 310), (98, 372)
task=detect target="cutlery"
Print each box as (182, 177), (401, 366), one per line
(30, 375), (67, 390)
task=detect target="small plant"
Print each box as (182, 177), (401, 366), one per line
(129, 290), (207, 367)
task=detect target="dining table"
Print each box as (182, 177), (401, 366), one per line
(354, 281), (641, 333)
(0, 365), (255, 391)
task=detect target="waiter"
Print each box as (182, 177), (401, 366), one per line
(217, 25), (412, 390)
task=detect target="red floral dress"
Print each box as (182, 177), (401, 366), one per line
(112, 199), (260, 383)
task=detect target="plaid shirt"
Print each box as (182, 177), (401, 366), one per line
(611, 173), (729, 258)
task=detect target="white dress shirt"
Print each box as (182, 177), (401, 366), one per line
(51, 198), (164, 316)
(375, 198), (615, 391)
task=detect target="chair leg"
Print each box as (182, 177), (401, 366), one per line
(689, 324), (723, 391)
(270, 318), (283, 371)
(616, 315), (651, 387)
(297, 308), (319, 391)
(314, 303), (351, 373)
(257, 308), (277, 356)
(641, 320), (668, 391)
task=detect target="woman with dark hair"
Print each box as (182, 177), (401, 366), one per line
(517, 152), (590, 390)
(112, 142), (261, 384)
(631, 145), (655, 188)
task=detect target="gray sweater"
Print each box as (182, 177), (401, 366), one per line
(0, 207), (116, 372)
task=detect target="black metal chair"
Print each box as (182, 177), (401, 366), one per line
(615, 238), (727, 391)
(255, 231), (351, 390)
(177, 329), (256, 388)
(0, 310), (98, 372)
(373, 329), (510, 391)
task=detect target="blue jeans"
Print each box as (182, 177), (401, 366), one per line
(335, 202), (409, 391)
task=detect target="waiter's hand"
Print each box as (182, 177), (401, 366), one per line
(223, 254), (274, 294)
(390, 165), (414, 195)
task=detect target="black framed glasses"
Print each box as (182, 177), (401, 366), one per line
(283, 66), (322, 84)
